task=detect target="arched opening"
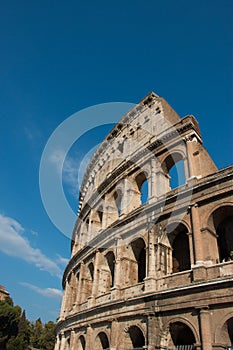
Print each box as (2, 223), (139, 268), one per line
(131, 238), (146, 282)
(162, 153), (186, 191)
(208, 206), (233, 262)
(169, 159), (186, 189)
(136, 172), (148, 205)
(170, 322), (196, 348)
(77, 335), (86, 350)
(220, 317), (233, 346)
(114, 189), (123, 216)
(227, 317), (233, 345)
(128, 325), (145, 349)
(105, 251), (115, 288)
(168, 224), (191, 273)
(141, 180), (148, 204)
(217, 216), (233, 262)
(94, 331), (110, 350)
(88, 262), (94, 281)
(85, 217), (91, 244)
(75, 271), (80, 304)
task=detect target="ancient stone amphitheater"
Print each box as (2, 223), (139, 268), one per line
(55, 92), (233, 350)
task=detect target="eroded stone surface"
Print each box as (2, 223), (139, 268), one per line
(55, 93), (233, 350)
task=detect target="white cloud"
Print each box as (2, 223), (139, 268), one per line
(56, 254), (69, 266)
(0, 214), (62, 278)
(20, 282), (63, 299)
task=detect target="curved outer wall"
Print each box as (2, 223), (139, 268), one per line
(55, 92), (233, 350)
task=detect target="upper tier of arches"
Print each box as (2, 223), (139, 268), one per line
(75, 94), (217, 247)
(78, 93), (216, 221)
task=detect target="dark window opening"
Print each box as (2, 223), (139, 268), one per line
(131, 238), (146, 282)
(77, 335), (86, 350)
(170, 322), (196, 346)
(217, 216), (233, 262)
(172, 231), (191, 272)
(129, 326), (145, 348)
(96, 332), (110, 350)
(106, 251), (115, 288)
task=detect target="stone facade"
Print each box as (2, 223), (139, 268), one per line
(0, 285), (10, 301)
(55, 92), (233, 350)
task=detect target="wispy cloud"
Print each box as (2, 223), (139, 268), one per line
(30, 229), (38, 236)
(0, 214), (62, 278)
(20, 282), (63, 299)
(24, 125), (42, 142)
(49, 149), (79, 196)
(49, 147), (98, 198)
(56, 254), (69, 266)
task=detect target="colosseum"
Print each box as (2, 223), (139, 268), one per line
(55, 92), (233, 350)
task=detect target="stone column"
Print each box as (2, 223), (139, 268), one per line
(148, 226), (156, 277)
(85, 325), (93, 349)
(190, 204), (204, 265)
(63, 280), (72, 317)
(70, 330), (76, 350)
(91, 250), (101, 300)
(59, 333), (67, 350)
(76, 262), (85, 306)
(147, 313), (160, 350)
(59, 288), (66, 320)
(185, 137), (194, 177)
(198, 307), (212, 350)
(110, 318), (119, 350)
(111, 237), (123, 299)
(155, 160), (169, 197)
(144, 226), (156, 291)
(187, 231), (195, 266)
(185, 135), (201, 179)
(70, 272), (76, 312)
(148, 157), (157, 203)
(54, 335), (61, 350)
(123, 178), (141, 214)
(104, 193), (118, 227)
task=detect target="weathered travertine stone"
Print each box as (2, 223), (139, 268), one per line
(55, 93), (233, 350)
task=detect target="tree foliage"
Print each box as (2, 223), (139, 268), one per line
(0, 298), (56, 350)
(0, 297), (21, 350)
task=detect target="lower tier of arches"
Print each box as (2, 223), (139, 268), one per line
(55, 298), (233, 350)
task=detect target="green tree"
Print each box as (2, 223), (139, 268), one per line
(0, 298), (21, 350)
(30, 318), (43, 348)
(7, 310), (30, 350)
(40, 321), (56, 350)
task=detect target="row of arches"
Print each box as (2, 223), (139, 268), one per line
(64, 228), (192, 315)
(58, 315), (233, 349)
(80, 152), (187, 240)
(66, 204), (233, 316)
(74, 326), (145, 350)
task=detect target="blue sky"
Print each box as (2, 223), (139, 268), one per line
(0, 0), (232, 322)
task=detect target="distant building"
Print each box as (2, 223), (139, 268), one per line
(0, 285), (10, 301)
(55, 93), (233, 350)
